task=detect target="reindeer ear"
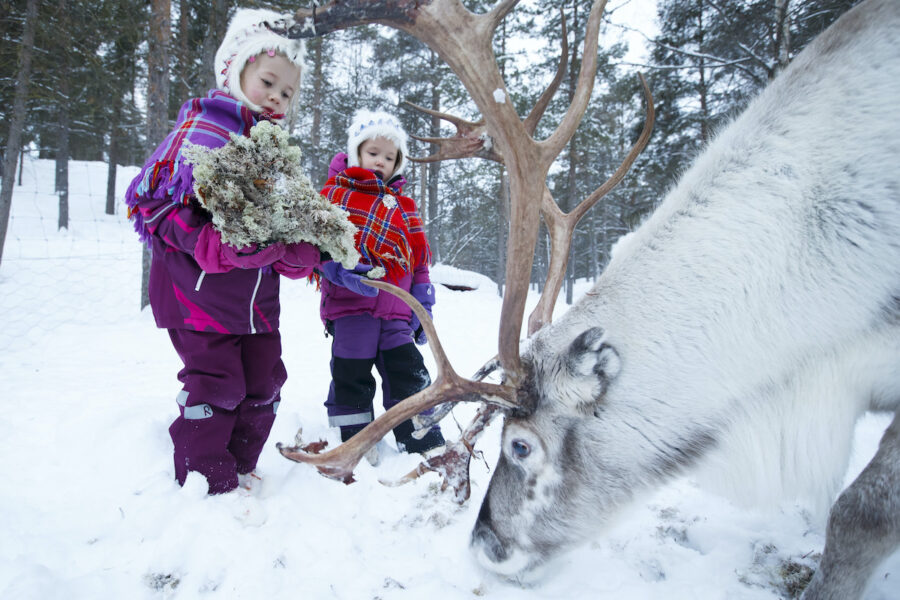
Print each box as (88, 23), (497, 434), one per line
(565, 328), (621, 393)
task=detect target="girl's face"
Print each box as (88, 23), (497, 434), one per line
(358, 137), (399, 180)
(239, 52), (301, 116)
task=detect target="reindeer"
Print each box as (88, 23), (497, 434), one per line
(273, 0), (900, 598)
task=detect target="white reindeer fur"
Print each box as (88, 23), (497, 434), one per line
(559, 0), (900, 513)
(473, 0), (900, 589)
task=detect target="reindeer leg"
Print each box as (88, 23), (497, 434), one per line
(801, 409), (900, 600)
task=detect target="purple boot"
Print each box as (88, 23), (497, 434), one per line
(229, 396), (280, 474)
(169, 400), (239, 494)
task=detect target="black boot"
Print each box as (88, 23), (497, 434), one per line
(393, 418), (446, 456)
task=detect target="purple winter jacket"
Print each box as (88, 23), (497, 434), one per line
(126, 91), (314, 335)
(319, 270), (423, 323)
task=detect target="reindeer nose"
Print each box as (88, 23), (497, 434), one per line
(471, 511), (508, 563)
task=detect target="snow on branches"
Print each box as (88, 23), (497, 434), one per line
(183, 120), (359, 268)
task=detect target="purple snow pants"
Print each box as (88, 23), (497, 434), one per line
(325, 314), (431, 438)
(167, 328), (286, 494)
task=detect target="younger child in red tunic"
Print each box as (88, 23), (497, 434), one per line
(317, 110), (445, 459)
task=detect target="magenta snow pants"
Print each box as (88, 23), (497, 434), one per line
(167, 328), (286, 494)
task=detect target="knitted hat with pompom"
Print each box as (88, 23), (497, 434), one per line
(214, 8), (306, 118)
(346, 110), (410, 177)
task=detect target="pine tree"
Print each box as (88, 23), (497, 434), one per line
(102, 0), (147, 215)
(644, 0), (862, 202)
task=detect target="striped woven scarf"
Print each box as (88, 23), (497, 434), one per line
(322, 166), (432, 281)
(125, 91), (260, 236)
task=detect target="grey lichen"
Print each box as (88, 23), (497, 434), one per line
(183, 120), (359, 268)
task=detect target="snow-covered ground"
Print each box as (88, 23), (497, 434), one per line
(0, 157), (896, 599)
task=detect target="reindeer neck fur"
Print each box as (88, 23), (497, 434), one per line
(533, 0), (900, 516)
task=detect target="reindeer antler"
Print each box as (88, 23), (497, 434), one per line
(275, 0), (651, 499)
(528, 73), (655, 334)
(401, 101), (501, 163)
(278, 280), (516, 483)
(380, 404), (501, 503)
(401, 8), (570, 165)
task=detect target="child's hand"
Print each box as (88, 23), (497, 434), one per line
(317, 261), (378, 297)
(409, 283), (435, 345)
(194, 225), (286, 272)
(273, 242), (322, 279)
(222, 242), (286, 269)
(328, 152), (349, 180)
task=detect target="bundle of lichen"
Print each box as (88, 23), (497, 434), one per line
(183, 120), (359, 269)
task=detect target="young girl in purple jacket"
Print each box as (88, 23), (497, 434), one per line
(125, 9), (323, 494)
(317, 110), (445, 461)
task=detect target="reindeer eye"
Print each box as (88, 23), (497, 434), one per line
(511, 439), (531, 458)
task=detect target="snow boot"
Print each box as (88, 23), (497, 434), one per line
(393, 418), (446, 457)
(340, 424), (383, 466)
(169, 402), (239, 495)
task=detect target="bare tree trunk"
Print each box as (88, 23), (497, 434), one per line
(589, 206), (597, 281)
(419, 163), (427, 225)
(309, 36), (325, 179)
(143, 0), (171, 309)
(18, 144), (24, 186)
(697, 0), (710, 144)
(495, 23), (508, 296)
(106, 157), (118, 215)
(538, 227), (549, 293)
(105, 110), (118, 215)
(0, 0), (38, 267)
(56, 105), (70, 230)
(427, 49), (442, 262)
(564, 2), (580, 305)
(55, 0), (70, 231)
(497, 165), (508, 296)
(106, 77), (123, 215)
(773, 0), (791, 76)
(176, 0), (190, 101)
(426, 155), (440, 261)
(201, 0), (228, 91)
(564, 233), (574, 304)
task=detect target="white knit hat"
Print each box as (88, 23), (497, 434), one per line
(214, 8), (306, 117)
(346, 109), (410, 177)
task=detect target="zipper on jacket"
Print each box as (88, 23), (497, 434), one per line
(195, 271), (206, 291)
(249, 269), (263, 334)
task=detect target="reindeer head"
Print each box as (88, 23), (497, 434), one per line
(472, 328), (625, 577)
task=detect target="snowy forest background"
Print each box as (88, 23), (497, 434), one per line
(0, 0), (860, 296)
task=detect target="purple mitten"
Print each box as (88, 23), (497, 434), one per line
(194, 226), (234, 273)
(195, 225), (287, 271)
(387, 173), (407, 192)
(273, 242), (322, 279)
(318, 262), (378, 297)
(221, 240), (286, 269)
(328, 152), (349, 180)
(409, 283), (435, 345)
